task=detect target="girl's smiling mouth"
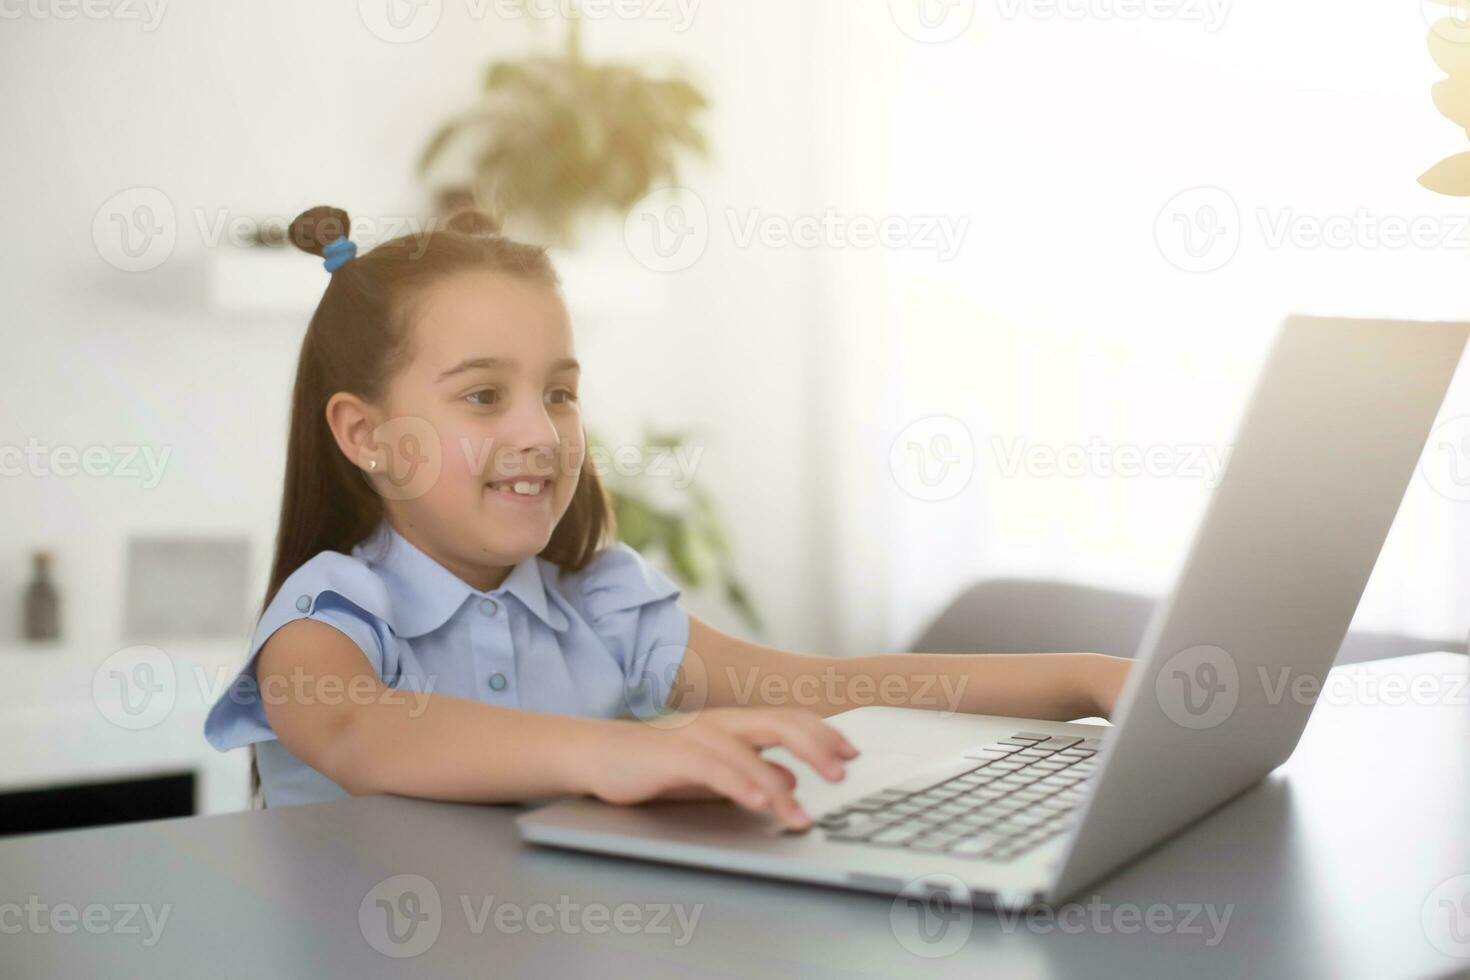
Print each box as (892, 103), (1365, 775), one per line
(484, 477), (551, 502)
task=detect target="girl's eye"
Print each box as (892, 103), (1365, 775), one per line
(545, 388), (578, 406)
(464, 389), (500, 407)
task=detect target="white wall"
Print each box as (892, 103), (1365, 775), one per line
(0, 1), (830, 657)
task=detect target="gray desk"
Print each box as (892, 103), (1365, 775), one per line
(2, 653), (1468, 979)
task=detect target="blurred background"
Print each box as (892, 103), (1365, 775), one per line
(2, 0), (1468, 830)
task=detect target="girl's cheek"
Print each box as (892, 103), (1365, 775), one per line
(443, 424), (496, 482)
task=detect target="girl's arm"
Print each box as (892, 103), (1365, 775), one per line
(682, 616), (1133, 721)
(256, 619), (856, 828)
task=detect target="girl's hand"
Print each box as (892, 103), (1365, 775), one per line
(1082, 653), (1134, 718)
(577, 708), (860, 830)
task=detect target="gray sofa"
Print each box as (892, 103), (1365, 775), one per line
(913, 579), (1465, 666)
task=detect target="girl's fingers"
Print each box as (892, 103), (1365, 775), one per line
(681, 751), (772, 816)
(652, 783), (725, 801)
(767, 761), (798, 791)
(694, 734), (811, 829)
(724, 711), (856, 783)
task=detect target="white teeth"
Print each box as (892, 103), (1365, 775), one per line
(511, 481), (542, 495)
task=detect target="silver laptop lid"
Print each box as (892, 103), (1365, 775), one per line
(1050, 315), (1467, 900)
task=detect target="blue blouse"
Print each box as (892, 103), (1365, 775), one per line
(203, 520), (691, 807)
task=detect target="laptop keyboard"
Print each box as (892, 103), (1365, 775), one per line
(814, 732), (1101, 862)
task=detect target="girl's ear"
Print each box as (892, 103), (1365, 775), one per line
(323, 391), (386, 475)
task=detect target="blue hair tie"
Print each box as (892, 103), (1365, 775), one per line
(321, 237), (357, 273)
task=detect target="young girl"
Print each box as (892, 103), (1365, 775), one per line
(204, 205), (1132, 830)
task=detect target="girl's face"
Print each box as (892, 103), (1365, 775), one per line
(373, 269), (584, 589)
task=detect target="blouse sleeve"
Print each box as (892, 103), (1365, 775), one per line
(572, 543), (691, 720)
(203, 551), (399, 751)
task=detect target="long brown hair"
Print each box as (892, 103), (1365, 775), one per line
(250, 205), (613, 801)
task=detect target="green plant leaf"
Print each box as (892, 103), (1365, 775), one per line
(612, 493), (656, 549)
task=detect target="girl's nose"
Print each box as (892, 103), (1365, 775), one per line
(499, 396), (561, 469)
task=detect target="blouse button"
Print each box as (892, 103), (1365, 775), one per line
(488, 672), (508, 692)
(479, 598), (499, 616)
(295, 595), (311, 612)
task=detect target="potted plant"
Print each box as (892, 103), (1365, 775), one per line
(417, 11), (708, 246)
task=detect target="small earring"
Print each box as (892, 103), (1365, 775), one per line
(369, 459), (378, 471)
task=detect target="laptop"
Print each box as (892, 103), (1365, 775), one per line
(518, 315), (1468, 910)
